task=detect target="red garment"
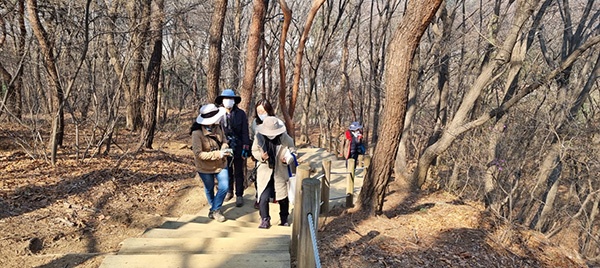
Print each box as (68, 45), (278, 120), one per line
(344, 130), (352, 159)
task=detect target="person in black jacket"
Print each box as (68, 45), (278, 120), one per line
(215, 89), (251, 207)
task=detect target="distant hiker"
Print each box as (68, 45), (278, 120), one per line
(345, 121), (365, 166)
(252, 116), (296, 228)
(249, 99), (277, 209)
(190, 104), (231, 223)
(215, 89), (251, 207)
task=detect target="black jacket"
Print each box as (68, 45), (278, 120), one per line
(223, 106), (251, 151)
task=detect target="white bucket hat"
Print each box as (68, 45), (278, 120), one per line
(257, 116), (287, 137)
(196, 104), (226, 125)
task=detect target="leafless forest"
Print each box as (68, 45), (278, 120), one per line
(1, 0), (599, 263)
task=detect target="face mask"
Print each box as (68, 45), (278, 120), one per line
(266, 134), (278, 140)
(258, 114), (268, 121)
(222, 99), (235, 109)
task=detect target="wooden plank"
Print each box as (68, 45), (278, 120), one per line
(100, 253), (290, 268)
(118, 237), (290, 254)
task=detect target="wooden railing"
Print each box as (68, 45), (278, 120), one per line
(291, 155), (371, 268)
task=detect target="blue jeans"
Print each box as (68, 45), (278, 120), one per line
(198, 169), (229, 212)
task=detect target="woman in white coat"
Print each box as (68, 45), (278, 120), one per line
(252, 116), (295, 228)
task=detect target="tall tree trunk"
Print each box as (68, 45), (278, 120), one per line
(206, 0), (228, 102)
(278, 0), (292, 132)
(394, 47), (420, 181)
(239, 0), (266, 113)
(0, 1), (25, 120)
(357, 0), (443, 214)
(231, 0), (243, 90)
(285, 0), (326, 139)
(139, 0), (164, 150)
(26, 0), (65, 165)
(126, 1), (150, 131)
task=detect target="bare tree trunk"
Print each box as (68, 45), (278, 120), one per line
(231, 0), (243, 90)
(285, 0), (326, 139)
(206, 0), (228, 102)
(125, 1), (150, 131)
(0, 1), (25, 120)
(139, 0), (164, 150)
(278, 0), (292, 132)
(357, 0), (443, 214)
(26, 0), (65, 165)
(394, 47), (419, 181)
(340, 0), (363, 121)
(239, 0), (266, 113)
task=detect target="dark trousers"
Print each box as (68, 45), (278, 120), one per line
(259, 175), (290, 223)
(227, 155), (245, 197)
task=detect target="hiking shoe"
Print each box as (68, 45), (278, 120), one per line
(212, 210), (226, 222)
(235, 196), (244, 207)
(258, 217), (271, 229)
(225, 192), (233, 202)
(208, 210), (214, 219)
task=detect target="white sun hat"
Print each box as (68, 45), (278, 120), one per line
(196, 104), (226, 125)
(257, 116), (287, 136)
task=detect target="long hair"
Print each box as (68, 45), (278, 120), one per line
(254, 99), (275, 124)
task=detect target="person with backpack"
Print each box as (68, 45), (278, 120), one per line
(345, 121), (366, 166)
(215, 89), (251, 207)
(252, 116), (296, 228)
(190, 104), (231, 222)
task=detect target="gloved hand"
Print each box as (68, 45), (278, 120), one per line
(241, 145), (251, 158)
(221, 148), (233, 158)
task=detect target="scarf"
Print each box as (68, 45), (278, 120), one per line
(264, 134), (282, 168)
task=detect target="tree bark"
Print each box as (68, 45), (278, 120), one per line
(239, 0), (266, 113)
(357, 0), (443, 214)
(206, 0), (228, 102)
(278, 0), (292, 132)
(285, 0), (326, 139)
(125, 1), (150, 131)
(26, 0), (65, 165)
(139, 0), (164, 150)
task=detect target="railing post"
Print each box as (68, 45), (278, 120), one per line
(320, 160), (331, 214)
(363, 155), (371, 175)
(299, 178), (320, 268)
(346, 158), (355, 208)
(292, 164), (311, 258)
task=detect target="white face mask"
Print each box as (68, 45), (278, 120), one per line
(258, 114), (268, 121)
(222, 99), (235, 109)
(266, 134), (278, 140)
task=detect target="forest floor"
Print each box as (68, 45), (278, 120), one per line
(0, 118), (593, 268)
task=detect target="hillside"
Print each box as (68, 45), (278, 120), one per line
(0, 122), (590, 268)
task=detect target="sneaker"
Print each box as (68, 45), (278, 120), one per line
(225, 192), (233, 202)
(235, 196), (244, 207)
(258, 217), (271, 229)
(212, 210), (226, 222)
(279, 221), (290, 227)
(253, 201), (259, 209)
(208, 210), (214, 219)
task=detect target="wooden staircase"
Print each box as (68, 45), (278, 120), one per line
(99, 148), (359, 268)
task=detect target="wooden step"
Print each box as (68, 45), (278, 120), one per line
(100, 252), (290, 268)
(117, 237), (290, 255)
(142, 225), (292, 238)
